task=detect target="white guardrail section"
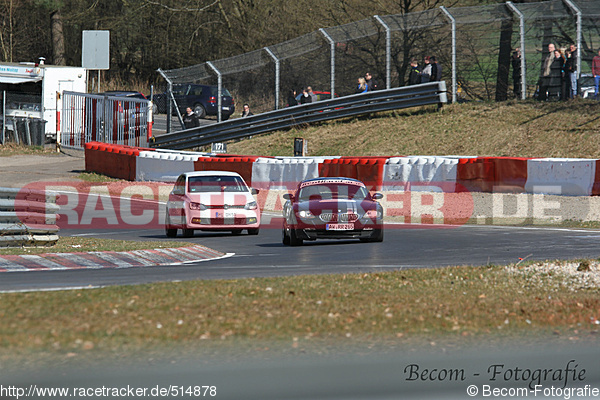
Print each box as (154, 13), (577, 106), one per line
(251, 157), (341, 190)
(525, 158), (597, 196)
(0, 187), (60, 247)
(135, 150), (205, 182)
(382, 156), (460, 191)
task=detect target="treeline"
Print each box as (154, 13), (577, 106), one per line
(1, 0), (491, 86)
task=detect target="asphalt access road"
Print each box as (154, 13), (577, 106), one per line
(2, 218), (600, 292)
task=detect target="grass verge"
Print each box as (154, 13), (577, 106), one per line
(226, 100), (600, 158)
(1, 261), (598, 362)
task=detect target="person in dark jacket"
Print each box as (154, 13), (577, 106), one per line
(300, 88), (312, 104)
(241, 103), (253, 117)
(365, 72), (379, 91)
(511, 48), (522, 98)
(408, 59), (421, 85)
(287, 89), (298, 106)
(564, 47), (575, 99)
(183, 107), (200, 129)
(429, 56), (442, 82)
(549, 49), (565, 100)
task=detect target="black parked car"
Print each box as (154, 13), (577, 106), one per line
(153, 84), (235, 120)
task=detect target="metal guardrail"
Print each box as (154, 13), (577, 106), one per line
(0, 187), (60, 247)
(151, 82), (447, 150)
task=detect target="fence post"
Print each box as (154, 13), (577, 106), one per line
(440, 6), (457, 104)
(374, 15), (391, 90)
(2, 90), (5, 144)
(207, 62), (223, 122)
(319, 28), (336, 100)
(562, 0), (582, 83)
(157, 68), (174, 133)
(264, 47), (280, 110)
(506, 2), (527, 100)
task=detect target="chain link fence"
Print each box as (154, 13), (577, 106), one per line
(155, 0), (600, 117)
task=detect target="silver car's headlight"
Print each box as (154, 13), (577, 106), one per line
(245, 201), (258, 210)
(189, 202), (207, 210)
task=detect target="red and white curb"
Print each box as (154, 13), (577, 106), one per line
(0, 246), (232, 273)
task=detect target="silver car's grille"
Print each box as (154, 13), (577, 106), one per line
(206, 204), (245, 209)
(318, 213), (359, 223)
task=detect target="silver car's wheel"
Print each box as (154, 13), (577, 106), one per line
(165, 213), (177, 238)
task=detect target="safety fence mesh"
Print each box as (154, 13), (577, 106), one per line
(155, 0), (600, 115)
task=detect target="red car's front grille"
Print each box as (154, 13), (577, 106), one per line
(318, 213), (359, 223)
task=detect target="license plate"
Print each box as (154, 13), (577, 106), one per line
(216, 211), (236, 218)
(326, 223), (354, 231)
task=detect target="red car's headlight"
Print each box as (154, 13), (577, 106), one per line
(365, 209), (383, 219)
(297, 210), (314, 218)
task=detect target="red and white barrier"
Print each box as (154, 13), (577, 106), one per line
(83, 143), (600, 197)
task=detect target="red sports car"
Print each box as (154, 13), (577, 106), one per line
(282, 177), (384, 246)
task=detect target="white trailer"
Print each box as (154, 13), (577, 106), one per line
(0, 62), (87, 142)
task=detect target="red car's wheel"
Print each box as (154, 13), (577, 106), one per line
(289, 228), (303, 246)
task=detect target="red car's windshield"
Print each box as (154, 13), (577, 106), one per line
(297, 184), (369, 201)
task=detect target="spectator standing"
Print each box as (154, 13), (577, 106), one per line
(408, 59), (421, 85)
(430, 56), (442, 82)
(549, 49), (565, 100)
(300, 88), (312, 104)
(593, 49), (600, 99)
(307, 86), (318, 102)
(241, 103), (253, 117)
(287, 89), (298, 107)
(567, 44), (578, 98)
(564, 48), (574, 99)
(365, 72), (379, 91)
(355, 77), (368, 94)
(539, 43), (555, 101)
(511, 48), (522, 98)
(183, 107), (200, 129)
(421, 56), (432, 83)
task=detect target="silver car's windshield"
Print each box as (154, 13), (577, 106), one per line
(188, 176), (248, 193)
